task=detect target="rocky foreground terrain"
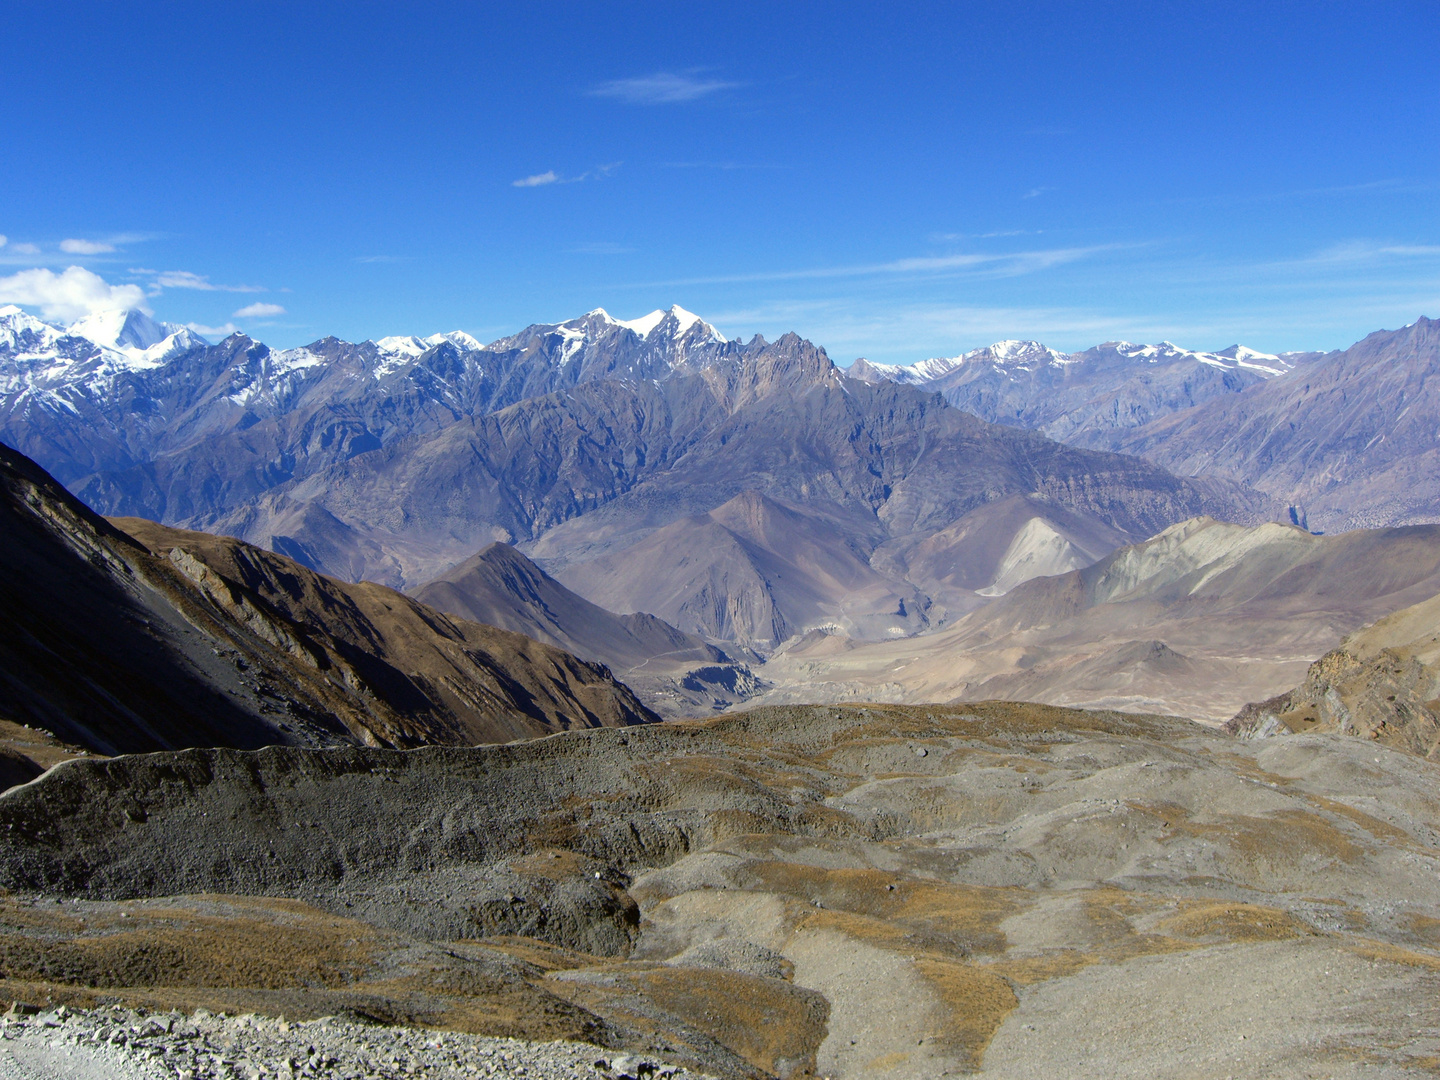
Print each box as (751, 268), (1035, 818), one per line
(0, 1004), (703, 1080)
(2, 703), (1438, 1078)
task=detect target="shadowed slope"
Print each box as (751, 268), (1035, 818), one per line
(0, 440), (654, 755)
(413, 542), (725, 673)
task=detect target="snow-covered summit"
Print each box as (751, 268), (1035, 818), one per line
(0, 306), (208, 380)
(856, 337), (1292, 388)
(584, 305), (726, 343)
(852, 340), (1066, 384)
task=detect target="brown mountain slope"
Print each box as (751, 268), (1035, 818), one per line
(410, 542), (759, 718)
(0, 440), (653, 757)
(118, 517), (659, 746)
(1228, 589), (1440, 759)
(754, 516), (1440, 721)
(414, 542), (725, 671)
(555, 491), (933, 651)
(1111, 316), (1440, 531)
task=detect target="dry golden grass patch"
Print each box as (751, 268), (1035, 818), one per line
(1155, 901), (1310, 943)
(911, 957), (1018, 1070)
(731, 861), (1018, 956)
(0, 896), (617, 1044)
(1343, 939), (1440, 971)
(631, 966), (827, 1077)
(1130, 799), (1365, 872)
(1303, 794), (1421, 847)
(0, 896), (375, 990)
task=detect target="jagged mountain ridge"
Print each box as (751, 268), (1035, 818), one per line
(1109, 317), (1440, 532)
(851, 336), (1320, 451)
(2, 304), (1281, 646)
(0, 441), (654, 755)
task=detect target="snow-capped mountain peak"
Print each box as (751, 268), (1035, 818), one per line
(68, 309), (170, 352)
(585, 305), (726, 343)
(65, 309), (207, 368)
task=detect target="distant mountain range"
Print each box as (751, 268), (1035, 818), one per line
(3, 302), (1434, 666)
(854, 319), (1440, 533)
(849, 338), (1320, 449)
(0, 304), (1278, 661)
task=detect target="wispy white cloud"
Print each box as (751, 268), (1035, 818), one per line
(154, 270), (266, 292)
(233, 302), (285, 319)
(155, 270), (218, 290)
(186, 321), (239, 338)
(0, 235), (6, 249)
(1021, 187), (1052, 200)
(1279, 240), (1440, 268)
(353, 254), (410, 263)
(590, 72), (740, 104)
(60, 238), (116, 254)
(0, 266), (148, 321)
(513, 163), (620, 188)
(9, 243), (40, 255)
(626, 244), (1125, 289)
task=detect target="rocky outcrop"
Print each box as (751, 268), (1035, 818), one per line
(1228, 589), (1440, 759)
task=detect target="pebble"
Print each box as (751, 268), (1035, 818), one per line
(0, 1003), (708, 1080)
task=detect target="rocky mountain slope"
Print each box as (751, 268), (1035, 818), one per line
(1229, 588), (1440, 759)
(412, 542), (758, 717)
(753, 516), (1440, 721)
(0, 441), (654, 756)
(2, 704), (1438, 1077)
(851, 337), (1318, 451)
(554, 491), (934, 650)
(1109, 317), (1440, 532)
(0, 305), (1280, 641)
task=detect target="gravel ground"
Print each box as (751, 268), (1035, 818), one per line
(0, 1005), (707, 1080)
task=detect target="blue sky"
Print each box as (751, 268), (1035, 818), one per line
(2, 1), (1437, 361)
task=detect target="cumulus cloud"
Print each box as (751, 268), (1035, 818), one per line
(513, 170), (559, 188)
(0, 266), (148, 321)
(590, 72), (739, 104)
(233, 302), (285, 319)
(59, 238), (117, 254)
